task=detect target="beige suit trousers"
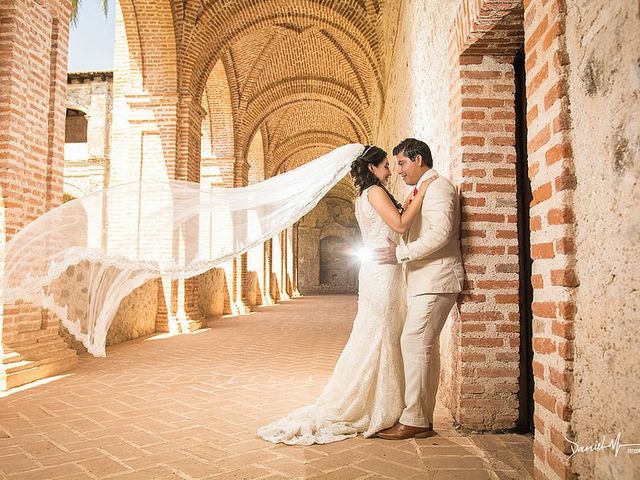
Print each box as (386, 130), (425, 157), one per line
(399, 292), (457, 428)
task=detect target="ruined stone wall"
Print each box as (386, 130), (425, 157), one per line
(64, 73), (112, 197)
(565, 1), (640, 478)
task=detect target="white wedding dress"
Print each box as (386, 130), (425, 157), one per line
(257, 186), (407, 445)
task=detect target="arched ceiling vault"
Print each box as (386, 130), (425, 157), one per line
(172, 0), (385, 185)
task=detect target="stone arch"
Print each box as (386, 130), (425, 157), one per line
(298, 185), (358, 295)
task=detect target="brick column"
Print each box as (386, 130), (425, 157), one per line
(451, 55), (521, 430)
(113, 2), (201, 333)
(229, 157), (251, 314)
(524, 1), (577, 478)
(262, 239), (275, 305)
(279, 230), (291, 301)
(291, 224), (301, 297)
(155, 95), (203, 332)
(0, 0), (78, 390)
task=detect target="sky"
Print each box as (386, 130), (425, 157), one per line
(67, 0), (116, 72)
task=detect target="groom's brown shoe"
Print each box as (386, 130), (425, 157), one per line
(376, 422), (434, 440)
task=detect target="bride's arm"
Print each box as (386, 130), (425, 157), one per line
(367, 182), (429, 234)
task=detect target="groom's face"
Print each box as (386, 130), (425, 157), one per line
(396, 152), (423, 186)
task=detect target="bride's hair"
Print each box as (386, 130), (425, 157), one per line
(350, 145), (403, 210)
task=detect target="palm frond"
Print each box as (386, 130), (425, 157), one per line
(70, 0), (109, 27)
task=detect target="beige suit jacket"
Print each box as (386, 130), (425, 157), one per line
(395, 169), (464, 296)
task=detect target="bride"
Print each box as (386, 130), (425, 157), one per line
(257, 145), (433, 445)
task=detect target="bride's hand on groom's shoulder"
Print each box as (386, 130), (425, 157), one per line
(419, 175), (438, 193)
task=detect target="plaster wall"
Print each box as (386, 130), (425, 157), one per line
(565, 1), (640, 477)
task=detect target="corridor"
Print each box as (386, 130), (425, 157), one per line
(0, 296), (532, 480)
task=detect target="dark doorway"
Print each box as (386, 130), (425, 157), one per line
(65, 108), (88, 143)
(514, 48), (535, 433)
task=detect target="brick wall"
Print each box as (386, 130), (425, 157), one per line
(0, 0), (77, 390)
(523, 1), (578, 478)
(451, 55), (522, 430)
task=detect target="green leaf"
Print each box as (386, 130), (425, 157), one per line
(70, 0), (109, 27)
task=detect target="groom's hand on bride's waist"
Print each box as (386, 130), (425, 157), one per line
(374, 237), (399, 265)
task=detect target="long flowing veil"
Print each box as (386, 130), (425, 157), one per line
(1, 143), (365, 356)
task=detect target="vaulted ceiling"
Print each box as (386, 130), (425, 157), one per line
(182, 0), (385, 180)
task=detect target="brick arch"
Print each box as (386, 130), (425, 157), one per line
(242, 79), (368, 148)
(200, 59), (235, 187)
(272, 130), (355, 162)
(117, 0), (177, 94)
(247, 128), (266, 185)
(112, 0), (179, 185)
(234, 24), (372, 109)
(244, 95), (369, 163)
(265, 100), (361, 155)
(228, 23), (375, 153)
(271, 143), (340, 177)
(325, 177), (358, 203)
(181, 1), (384, 104)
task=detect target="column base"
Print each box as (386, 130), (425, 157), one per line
(279, 291), (291, 301)
(232, 300), (252, 315)
(156, 309), (203, 333)
(261, 295), (276, 306)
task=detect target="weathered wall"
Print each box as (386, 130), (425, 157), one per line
(59, 278), (158, 353)
(565, 1), (640, 478)
(298, 196), (359, 295)
(198, 266), (232, 318)
(64, 73), (112, 197)
(374, 0), (462, 414)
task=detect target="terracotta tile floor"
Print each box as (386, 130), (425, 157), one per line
(0, 295), (533, 479)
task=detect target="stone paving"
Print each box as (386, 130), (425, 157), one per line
(0, 295), (533, 479)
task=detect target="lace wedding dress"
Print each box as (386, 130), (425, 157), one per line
(257, 186), (406, 445)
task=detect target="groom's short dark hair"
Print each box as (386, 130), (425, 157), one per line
(392, 138), (433, 168)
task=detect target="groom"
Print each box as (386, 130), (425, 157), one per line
(374, 138), (464, 440)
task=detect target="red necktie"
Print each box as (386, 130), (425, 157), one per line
(407, 187), (418, 207)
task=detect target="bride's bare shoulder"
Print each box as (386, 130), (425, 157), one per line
(366, 185), (384, 198)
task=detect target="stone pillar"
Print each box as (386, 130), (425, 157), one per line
(279, 230), (291, 300)
(291, 224), (301, 297)
(0, 0), (78, 390)
(262, 239), (275, 305)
